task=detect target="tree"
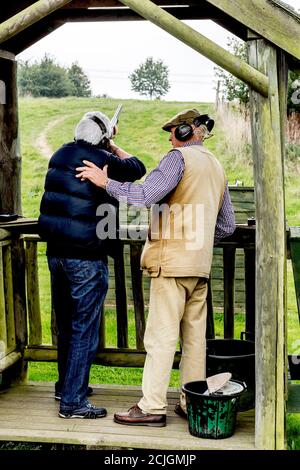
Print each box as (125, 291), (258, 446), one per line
(18, 55), (91, 98)
(129, 57), (170, 100)
(215, 38), (249, 107)
(67, 62), (91, 97)
(215, 38), (300, 113)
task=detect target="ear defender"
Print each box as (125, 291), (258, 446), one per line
(174, 123), (194, 141)
(193, 114), (215, 133)
(174, 115), (215, 142)
(89, 115), (109, 141)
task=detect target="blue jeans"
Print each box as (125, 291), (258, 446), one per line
(48, 257), (108, 410)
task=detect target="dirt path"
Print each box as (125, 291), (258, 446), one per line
(36, 115), (70, 159)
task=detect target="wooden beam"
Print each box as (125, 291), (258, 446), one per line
(119, 0), (269, 97)
(0, 0), (72, 44)
(248, 37), (285, 450)
(0, 50), (15, 60)
(0, 351), (22, 373)
(206, 0), (300, 62)
(63, 0), (199, 7)
(55, 6), (213, 22)
(24, 345), (182, 368)
(1, 19), (63, 55)
(59, 1), (251, 41)
(0, 2), (35, 23)
(0, 229), (10, 241)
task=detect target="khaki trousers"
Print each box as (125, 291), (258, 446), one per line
(138, 275), (208, 415)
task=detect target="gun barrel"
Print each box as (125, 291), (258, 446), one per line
(110, 104), (123, 129)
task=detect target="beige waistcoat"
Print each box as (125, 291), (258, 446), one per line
(140, 144), (226, 277)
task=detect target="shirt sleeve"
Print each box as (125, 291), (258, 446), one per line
(106, 150), (185, 208)
(214, 182), (236, 244)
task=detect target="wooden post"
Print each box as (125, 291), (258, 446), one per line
(223, 246), (236, 339)
(244, 246), (256, 337)
(5, 238), (28, 386)
(0, 52), (21, 215)
(289, 227), (300, 323)
(0, 52), (27, 386)
(25, 240), (42, 345)
(206, 279), (215, 340)
(277, 50), (289, 404)
(3, 245), (16, 351)
(114, 243), (128, 348)
(119, 0), (269, 97)
(248, 35), (286, 449)
(99, 304), (105, 349)
(0, 0), (72, 44)
(0, 247), (8, 358)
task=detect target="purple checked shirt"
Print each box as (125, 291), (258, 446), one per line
(107, 142), (236, 244)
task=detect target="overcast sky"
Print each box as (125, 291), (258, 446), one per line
(17, 0), (300, 102)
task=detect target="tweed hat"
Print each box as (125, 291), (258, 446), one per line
(162, 108), (201, 132)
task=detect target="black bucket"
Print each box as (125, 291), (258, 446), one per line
(183, 379), (246, 439)
(206, 339), (255, 411)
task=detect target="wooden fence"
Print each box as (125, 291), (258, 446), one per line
(106, 186), (255, 312)
(0, 226), (255, 371)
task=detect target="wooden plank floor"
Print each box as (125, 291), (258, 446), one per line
(0, 382), (255, 450)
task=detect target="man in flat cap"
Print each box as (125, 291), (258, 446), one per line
(76, 108), (235, 427)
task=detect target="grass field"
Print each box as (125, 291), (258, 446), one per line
(18, 96), (300, 448)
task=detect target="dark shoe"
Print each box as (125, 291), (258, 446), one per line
(114, 404), (166, 427)
(174, 402), (187, 419)
(55, 385), (93, 401)
(59, 402), (107, 419)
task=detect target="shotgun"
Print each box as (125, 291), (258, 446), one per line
(110, 104), (123, 136)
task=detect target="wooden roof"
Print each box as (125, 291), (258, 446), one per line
(0, 0), (299, 67)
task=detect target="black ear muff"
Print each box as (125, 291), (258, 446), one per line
(206, 119), (215, 132)
(193, 115), (215, 133)
(175, 123), (193, 141)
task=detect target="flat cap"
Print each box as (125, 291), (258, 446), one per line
(162, 108), (201, 132)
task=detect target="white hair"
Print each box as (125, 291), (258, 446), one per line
(74, 111), (113, 145)
(194, 124), (211, 142)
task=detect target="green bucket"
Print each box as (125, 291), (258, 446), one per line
(182, 379), (246, 439)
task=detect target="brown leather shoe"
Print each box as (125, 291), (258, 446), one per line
(174, 402), (187, 419)
(114, 404), (166, 427)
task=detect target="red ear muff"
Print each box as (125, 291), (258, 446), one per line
(174, 123), (193, 141)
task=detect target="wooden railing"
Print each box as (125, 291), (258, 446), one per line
(0, 227), (26, 379)
(0, 231), (20, 372)
(103, 186), (255, 312)
(0, 220), (256, 373)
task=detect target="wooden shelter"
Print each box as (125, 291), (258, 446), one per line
(0, 0), (300, 450)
